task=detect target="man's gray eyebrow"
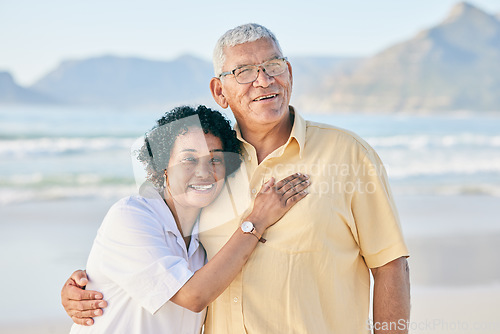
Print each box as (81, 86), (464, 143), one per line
(233, 55), (282, 69)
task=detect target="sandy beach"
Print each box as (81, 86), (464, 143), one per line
(0, 319), (74, 334)
(1, 194), (499, 333)
(3, 286), (499, 334)
(0, 198), (116, 334)
(410, 284), (500, 334)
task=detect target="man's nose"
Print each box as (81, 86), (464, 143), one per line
(253, 68), (274, 88)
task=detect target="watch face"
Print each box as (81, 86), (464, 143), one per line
(241, 221), (254, 233)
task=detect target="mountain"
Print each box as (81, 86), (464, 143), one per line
(300, 2), (500, 113)
(30, 54), (361, 109)
(31, 55), (214, 108)
(0, 71), (57, 105)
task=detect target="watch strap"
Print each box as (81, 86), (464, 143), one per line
(250, 229), (266, 243)
(242, 221), (267, 243)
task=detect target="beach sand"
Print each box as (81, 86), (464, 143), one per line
(0, 318), (73, 334)
(0, 198), (116, 334)
(410, 284), (500, 334)
(3, 286), (499, 334)
(1, 194), (499, 333)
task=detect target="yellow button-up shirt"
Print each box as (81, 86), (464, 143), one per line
(199, 108), (409, 334)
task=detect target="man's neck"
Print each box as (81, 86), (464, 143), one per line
(239, 112), (294, 164)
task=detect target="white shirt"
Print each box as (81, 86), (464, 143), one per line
(70, 189), (206, 334)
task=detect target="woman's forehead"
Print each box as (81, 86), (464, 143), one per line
(173, 128), (222, 153)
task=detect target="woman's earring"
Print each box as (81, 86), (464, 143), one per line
(163, 173), (168, 189)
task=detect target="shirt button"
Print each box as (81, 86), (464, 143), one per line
(233, 297), (238, 303)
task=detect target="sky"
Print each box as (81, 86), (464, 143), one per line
(1, 0), (500, 86)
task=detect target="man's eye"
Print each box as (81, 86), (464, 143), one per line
(264, 62), (282, 73)
(266, 61), (281, 67)
(236, 67), (253, 75)
(266, 63), (281, 69)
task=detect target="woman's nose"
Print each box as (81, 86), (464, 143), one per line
(194, 158), (213, 178)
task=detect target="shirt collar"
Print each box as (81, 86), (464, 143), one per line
(188, 218), (201, 256)
(141, 184), (202, 256)
(233, 105), (306, 159)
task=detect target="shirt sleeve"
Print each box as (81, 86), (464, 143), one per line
(350, 147), (410, 268)
(95, 198), (194, 315)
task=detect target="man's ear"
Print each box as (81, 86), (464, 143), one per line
(287, 60), (293, 89)
(210, 77), (229, 109)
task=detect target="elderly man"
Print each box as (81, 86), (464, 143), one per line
(62, 23), (410, 333)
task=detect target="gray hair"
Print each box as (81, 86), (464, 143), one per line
(213, 23), (283, 77)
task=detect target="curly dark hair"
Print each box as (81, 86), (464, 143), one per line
(137, 105), (242, 188)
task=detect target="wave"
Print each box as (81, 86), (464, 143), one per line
(392, 183), (500, 197)
(1, 132), (498, 160)
(366, 133), (500, 149)
(384, 158), (500, 178)
(0, 173), (135, 188)
(374, 141), (500, 179)
(0, 132), (139, 140)
(0, 137), (137, 158)
(0, 185), (137, 206)
(0, 172), (139, 206)
(3, 180), (498, 206)
(2, 133), (498, 157)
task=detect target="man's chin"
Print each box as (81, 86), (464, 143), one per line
(251, 106), (289, 124)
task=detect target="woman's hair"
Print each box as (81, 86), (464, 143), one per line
(212, 23), (283, 77)
(137, 105), (241, 188)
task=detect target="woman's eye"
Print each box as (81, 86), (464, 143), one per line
(211, 157), (223, 165)
(182, 157), (197, 164)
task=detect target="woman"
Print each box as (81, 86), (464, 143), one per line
(69, 105), (309, 333)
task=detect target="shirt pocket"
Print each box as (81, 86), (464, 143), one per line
(262, 192), (353, 254)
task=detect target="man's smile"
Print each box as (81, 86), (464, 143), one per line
(253, 94), (278, 102)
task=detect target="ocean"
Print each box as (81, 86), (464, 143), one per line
(1, 106), (500, 206)
(1, 105), (500, 329)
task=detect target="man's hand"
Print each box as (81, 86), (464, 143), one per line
(61, 270), (108, 326)
(371, 257), (410, 334)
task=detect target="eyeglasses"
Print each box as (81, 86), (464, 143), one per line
(219, 57), (288, 84)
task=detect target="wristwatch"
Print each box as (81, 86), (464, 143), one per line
(241, 221), (266, 243)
